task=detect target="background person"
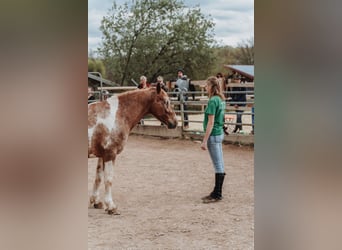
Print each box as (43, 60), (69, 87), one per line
(138, 75), (150, 89)
(151, 75), (168, 92)
(88, 86), (96, 104)
(175, 69), (190, 129)
(201, 76), (226, 203)
(229, 71), (246, 133)
(102, 90), (110, 100)
(137, 75), (150, 125)
(251, 106), (254, 134)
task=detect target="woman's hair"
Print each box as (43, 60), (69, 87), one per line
(216, 72), (223, 78)
(157, 76), (163, 82)
(207, 76), (225, 100)
(140, 75), (147, 81)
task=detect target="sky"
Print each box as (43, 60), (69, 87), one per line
(88, 0), (254, 53)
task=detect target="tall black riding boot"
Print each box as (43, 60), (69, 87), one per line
(215, 173), (225, 198)
(202, 173), (226, 203)
(232, 126), (239, 133)
(235, 111), (243, 132)
(233, 125), (243, 133)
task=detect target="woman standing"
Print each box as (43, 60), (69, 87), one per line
(201, 76), (226, 203)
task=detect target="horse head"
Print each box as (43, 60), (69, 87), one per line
(149, 83), (178, 129)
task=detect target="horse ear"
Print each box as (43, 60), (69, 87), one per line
(156, 82), (161, 94)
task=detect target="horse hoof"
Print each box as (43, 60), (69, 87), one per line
(93, 202), (104, 209)
(106, 208), (120, 215)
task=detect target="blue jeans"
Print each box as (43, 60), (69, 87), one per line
(252, 107), (255, 129)
(207, 134), (225, 173)
(183, 95), (189, 127)
(236, 110), (243, 126)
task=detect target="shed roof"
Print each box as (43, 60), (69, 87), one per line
(223, 65), (254, 80)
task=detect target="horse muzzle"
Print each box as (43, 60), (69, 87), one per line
(167, 119), (178, 129)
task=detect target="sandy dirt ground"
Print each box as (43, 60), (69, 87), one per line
(88, 135), (254, 250)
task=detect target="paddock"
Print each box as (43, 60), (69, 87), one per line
(88, 134), (254, 249)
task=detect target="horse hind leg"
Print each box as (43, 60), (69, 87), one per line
(89, 158), (104, 209)
(103, 158), (120, 215)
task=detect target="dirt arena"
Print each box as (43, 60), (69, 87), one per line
(88, 135), (254, 249)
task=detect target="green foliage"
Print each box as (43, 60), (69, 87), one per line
(88, 58), (106, 77)
(236, 37), (254, 65)
(88, 59), (95, 72)
(98, 0), (216, 85)
(210, 38), (254, 77)
(210, 45), (238, 76)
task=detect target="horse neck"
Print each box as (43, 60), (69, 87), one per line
(118, 89), (153, 129)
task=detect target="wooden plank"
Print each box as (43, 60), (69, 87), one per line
(191, 80), (207, 86)
(131, 125), (182, 138)
(226, 106), (252, 111)
(97, 86), (137, 91)
(227, 82), (254, 88)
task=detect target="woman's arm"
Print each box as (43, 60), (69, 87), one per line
(201, 114), (214, 150)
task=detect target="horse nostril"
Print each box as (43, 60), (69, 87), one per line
(168, 121), (177, 129)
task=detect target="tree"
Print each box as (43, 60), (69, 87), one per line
(210, 45), (237, 75)
(88, 58), (106, 77)
(98, 0), (215, 85)
(236, 37), (254, 65)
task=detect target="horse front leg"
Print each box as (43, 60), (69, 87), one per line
(104, 158), (120, 215)
(89, 158), (104, 209)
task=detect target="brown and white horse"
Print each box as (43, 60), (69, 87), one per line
(88, 83), (177, 214)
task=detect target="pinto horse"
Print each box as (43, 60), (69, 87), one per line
(88, 83), (178, 214)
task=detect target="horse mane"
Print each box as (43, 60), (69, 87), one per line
(120, 87), (163, 103)
(122, 87), (156, 95)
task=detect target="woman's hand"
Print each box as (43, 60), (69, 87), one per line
(201, 141), (207, 150)
(202, 115), (214, 150)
